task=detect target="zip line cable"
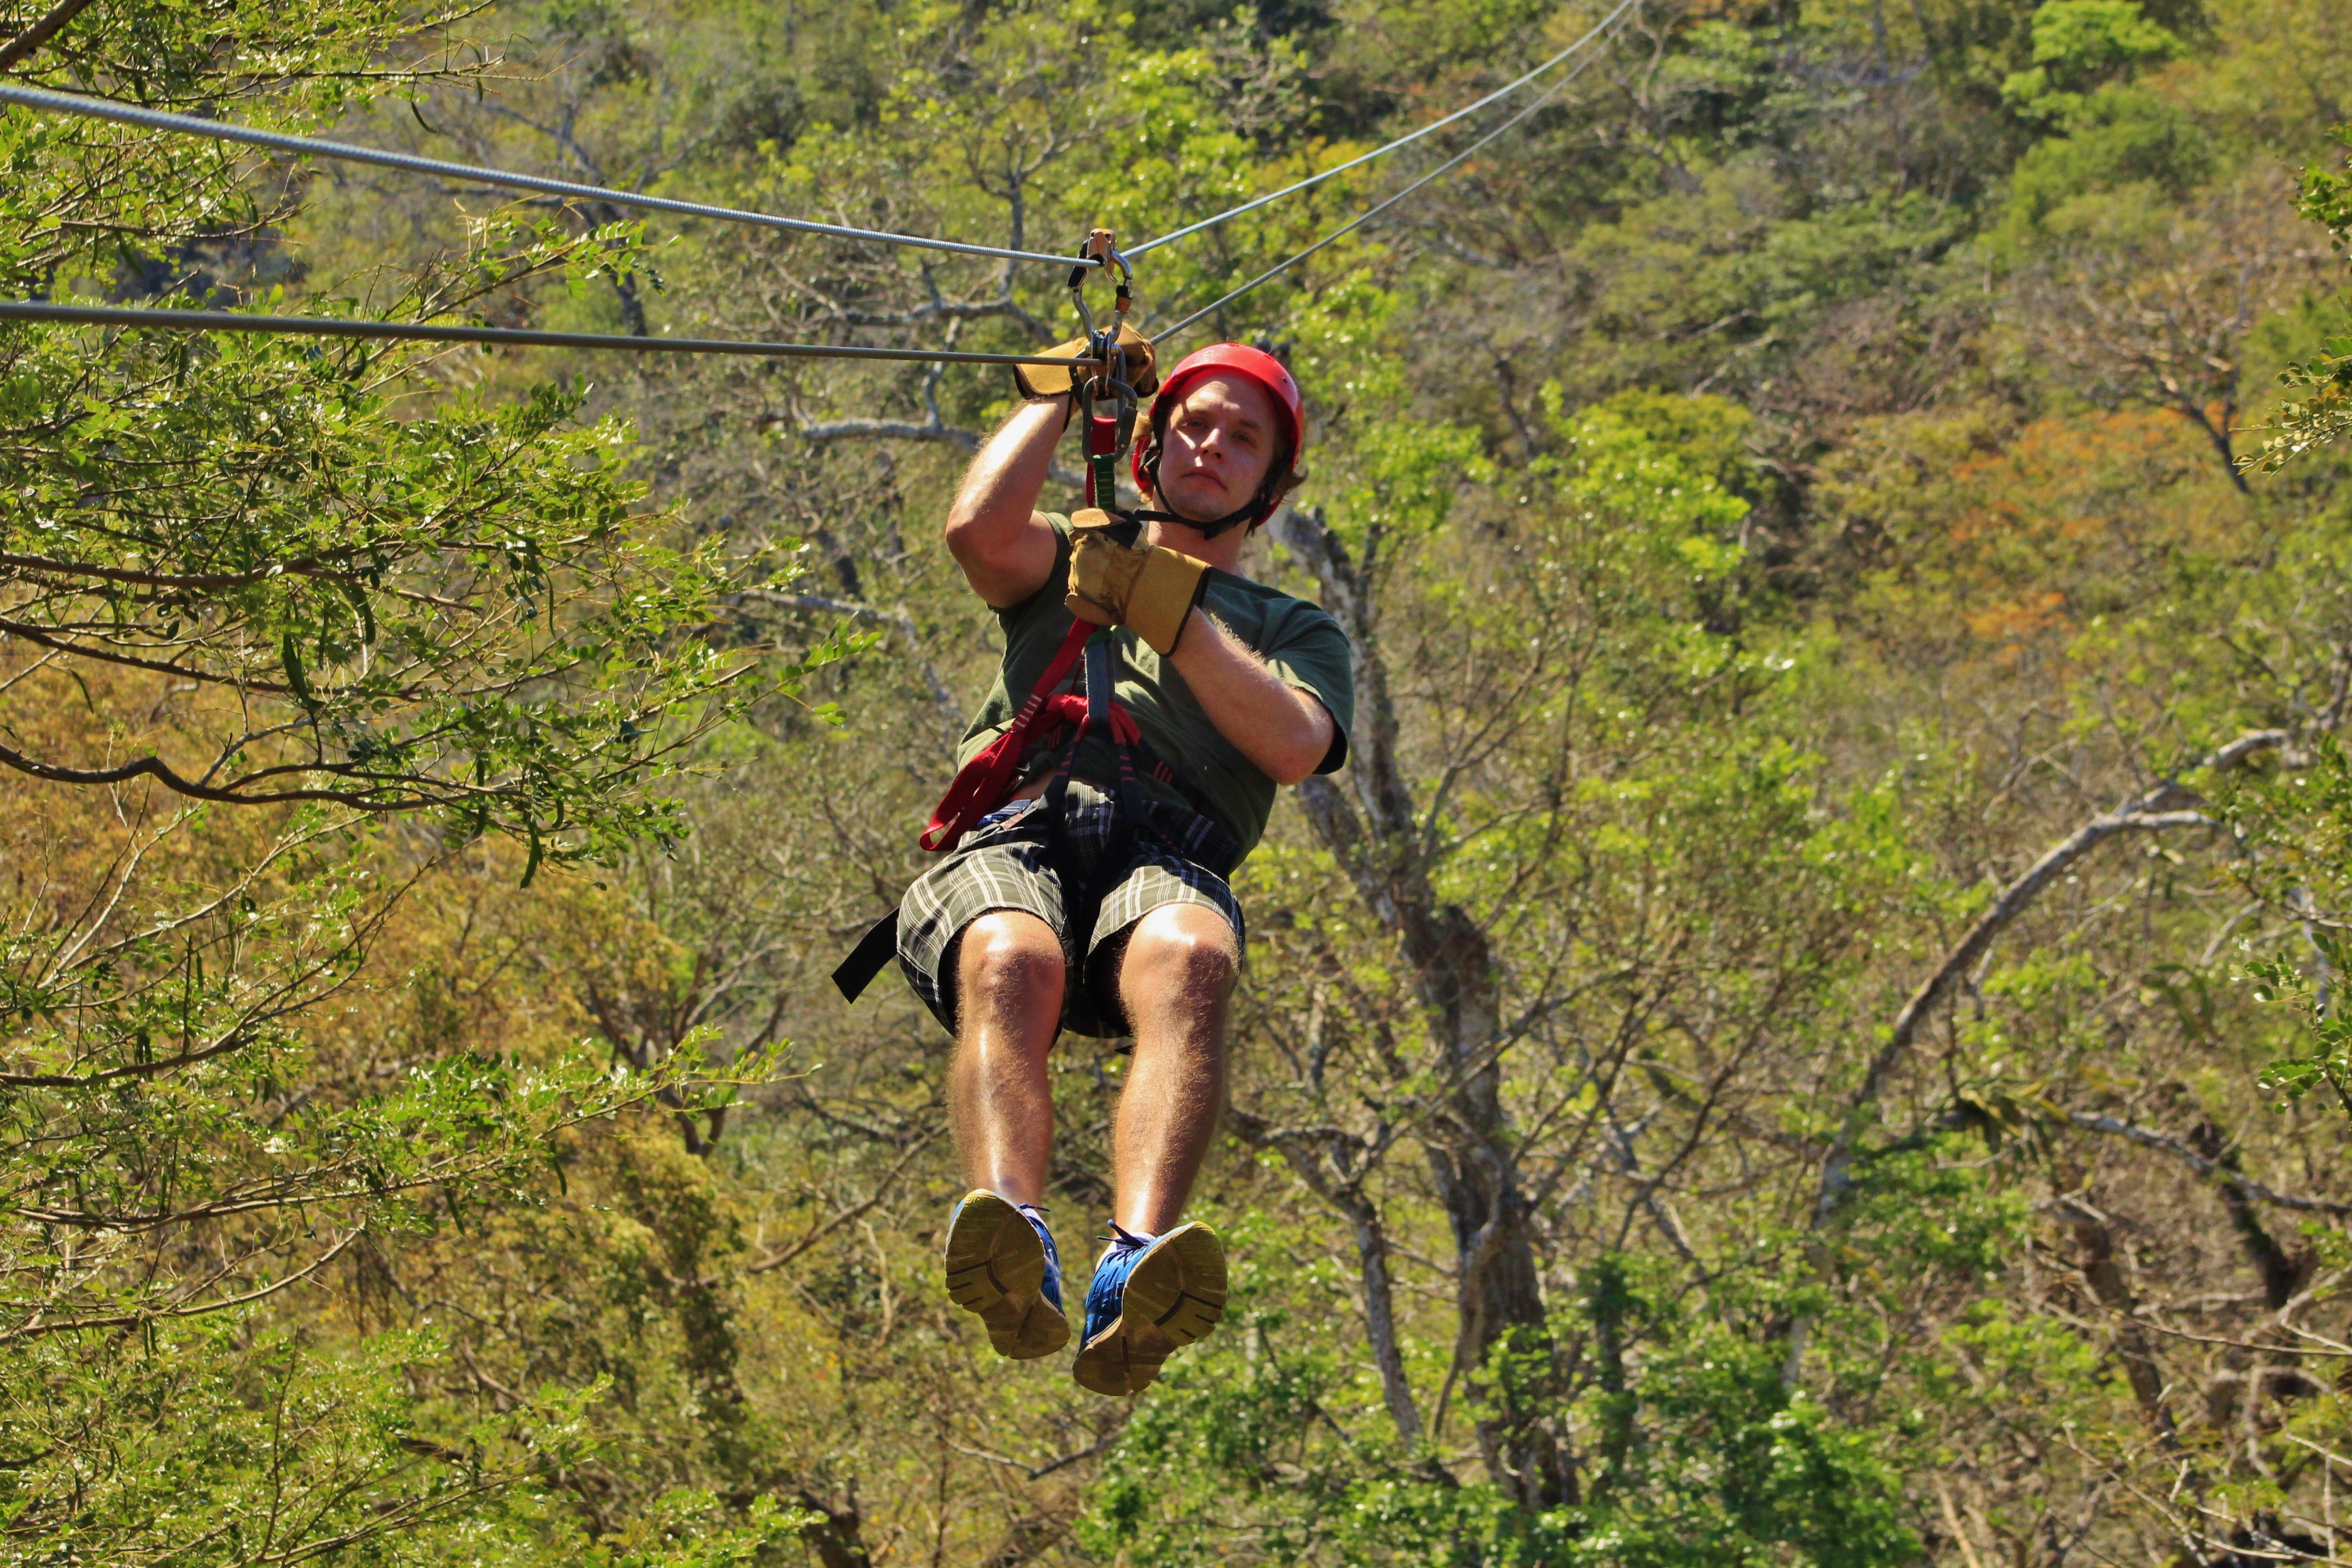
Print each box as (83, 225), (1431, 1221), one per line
(1145, 7), (1628, 349)
(1124, 0), (1636, 260)
(1, 9), (1630, 368)
(0, 83), (1095, 269)
(0, 301), (1099, 367)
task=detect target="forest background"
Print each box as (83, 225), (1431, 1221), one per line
(6, 0), (2352, 1562)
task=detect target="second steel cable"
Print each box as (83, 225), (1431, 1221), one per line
(1147, 11), (1630, 350)
(1125, 0), (1636, 261)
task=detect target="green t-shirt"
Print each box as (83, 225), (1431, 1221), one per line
(955, 514), (1354, 855)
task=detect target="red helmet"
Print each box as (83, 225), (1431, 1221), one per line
(1132, 343), (1305, 501)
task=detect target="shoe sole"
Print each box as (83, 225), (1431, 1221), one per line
(942, 1190), (1068, 1359)
(1073, 1222), (1227, 1396)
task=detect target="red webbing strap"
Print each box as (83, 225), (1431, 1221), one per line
(921, 693), (1143, 852)
(920, 619), (1094, 851)
(1035, 692), (1142, 747)
(1085, 413), (1121, 509)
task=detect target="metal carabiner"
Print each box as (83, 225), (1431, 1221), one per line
(1069, 227), (1137, 389)
(1070, 227), (1143, 506)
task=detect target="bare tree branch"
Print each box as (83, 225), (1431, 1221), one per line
(0, 0), (97, 71)
(1782, 729), (2287, 1382)
(1817, 730), (2285, 1228)
(2066, 1111), (2352, 1218)
(0, 1227), (362, 1343)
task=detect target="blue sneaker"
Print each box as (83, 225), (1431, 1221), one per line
(942, 1191), (1068, 1359)
(1072, 1221), (1228, 1396)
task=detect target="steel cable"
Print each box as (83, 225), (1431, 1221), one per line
(3, 7), (1630, 369)
(1145, 10), (1628, 350)
(1124, 0), (1636, 261)
(0, 301), (1100, 366)
(0, 82), (1095, 269)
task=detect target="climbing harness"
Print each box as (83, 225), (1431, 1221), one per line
(834, 229), (1203, 1006)
(830, 617), (1221, 1004)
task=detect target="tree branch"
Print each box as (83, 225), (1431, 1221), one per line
(1818, 731), (2285, 1225)
(1229, 1107), (1435, 1460)
(0, 0), (97, 71)
(0, 1227), (361, 1343)
(795, 417), (981, 451)
(0, 548), (366, 591)
(1782, 729), (2286, 1383)
(2067, 1111), (2352, 1218)
(745, 1132), (938, 1275)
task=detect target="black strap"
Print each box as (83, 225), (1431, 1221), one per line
(1132, 434), (1288, 538)
(1031, 635), (1136, 967)
(832, 911), (900, 1002)
(1126, 504), (1258, 539)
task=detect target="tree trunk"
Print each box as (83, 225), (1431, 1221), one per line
(791, 1488), (875, 1568)
(1344, 1191), (1428, 1449)
(1275, 508), (1564, 1506)
(1228, 1107), (1435, 1457)
(2060, 1198), (2180, 1444)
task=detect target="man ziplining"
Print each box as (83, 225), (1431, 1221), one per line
(846, 329), (1354, 1396)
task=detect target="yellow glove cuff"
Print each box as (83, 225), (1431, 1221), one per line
(1124, 544), (1209, 656)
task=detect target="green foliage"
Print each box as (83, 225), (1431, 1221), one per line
(1080, 1255), (1920, 1568)
(0, 1322), (806, 1565)
(2302, 124), (2352, 252)
(2000, 0), (2189, 125)
(0, 1), (829, 1560)
(1999, 82), (2215, 233)
(0, 168), (776, 854)
(2244, 943), (2352, 1114)
(2245, 124), (2352, 473)
(2227, 734), (2352, 1111)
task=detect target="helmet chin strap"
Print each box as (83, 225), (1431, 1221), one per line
(1134, 453), (1279, 540)
(1130, 500), (1261, 540)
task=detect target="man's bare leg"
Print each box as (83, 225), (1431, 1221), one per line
(1071, 902), (1238, 1395)
(947, 910), (1066, 1203)
(941, 910), (1069, 1358)
(1111, 903), (1238, 1232)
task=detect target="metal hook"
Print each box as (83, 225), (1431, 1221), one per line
(1069, 227), (1141, 501)
(1070, 227), (1137, 389)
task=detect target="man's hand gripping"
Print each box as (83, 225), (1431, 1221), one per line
(1012, 323), (1160, 404)
(1065, 512), (1210, 657)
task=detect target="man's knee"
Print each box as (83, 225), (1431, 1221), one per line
(957, 910), (1065, 1019)
(1120, 905), (1239, 999)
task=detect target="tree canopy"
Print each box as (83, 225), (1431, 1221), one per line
(7, 0), (2352, 1563)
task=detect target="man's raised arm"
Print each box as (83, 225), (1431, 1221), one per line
(944, 398), (1069, 608)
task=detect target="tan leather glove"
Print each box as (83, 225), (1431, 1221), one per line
(1011, 324), (1159, 402)
(1064, 508), (1209, 657)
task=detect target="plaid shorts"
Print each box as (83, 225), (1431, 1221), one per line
(896, 778), (1245, 1039)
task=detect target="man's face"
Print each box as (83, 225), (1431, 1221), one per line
(1154, 374), (1283, 523)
